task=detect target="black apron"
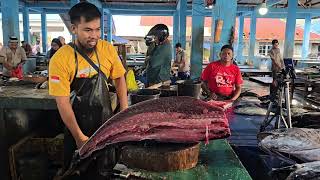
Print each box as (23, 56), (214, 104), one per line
(63, 46), (115, 179)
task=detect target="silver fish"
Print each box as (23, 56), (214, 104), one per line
(258, 128), (320, 163)
(272, 161), (320, 180)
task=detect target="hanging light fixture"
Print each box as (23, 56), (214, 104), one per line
(258, 1), (268, 15)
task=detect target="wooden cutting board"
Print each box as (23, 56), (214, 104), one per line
(119, 142), (200, 172)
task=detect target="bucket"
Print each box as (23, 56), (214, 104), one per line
(158, 85), (178, 97)
(130, 89), (160, 105)
(177, 80), (202, 99)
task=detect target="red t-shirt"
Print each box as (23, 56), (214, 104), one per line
(201, 61), (243, 96)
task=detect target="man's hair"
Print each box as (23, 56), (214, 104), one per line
(221, 44), (233, 52)
(68, 2), (101, 25)
(175, 43), (182, 48)
(272, 39), (279, 45)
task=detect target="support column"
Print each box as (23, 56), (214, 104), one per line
(209, 10), (215, 60)
(106, 13), (113, 42)
(237, 15), (245, 64)
(23, 8), (30, 43)
(190, 0), (205, 79)
(1, 0), (19, 46)
(100, 9), (105, 39)
(211, 0), (237, 60)
(173, 11), (179, 54)
(302, 14), (311, 58)
(248, 12), (257, 63)
(283, 0), (298, 58)
(41, 12), (47, 52)
(177, 0), (187, 49)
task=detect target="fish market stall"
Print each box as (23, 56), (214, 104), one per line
(0, 84), (118, 180)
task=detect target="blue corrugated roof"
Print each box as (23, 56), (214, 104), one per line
(104, 35), (129, 44)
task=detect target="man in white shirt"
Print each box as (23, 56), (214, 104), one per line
(0, 36), (27, 77)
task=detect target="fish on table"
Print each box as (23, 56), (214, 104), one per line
(258, 128), (320, 163)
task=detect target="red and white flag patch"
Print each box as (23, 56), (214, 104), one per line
(50, 75), (60, 83)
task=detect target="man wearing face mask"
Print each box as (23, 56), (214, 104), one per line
(48, 2), (128, 178)
(201, 45), (243, 101)
(145, 24), (172, 87)
(0, 36), (27, 77)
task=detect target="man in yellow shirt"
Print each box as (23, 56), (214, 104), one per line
(48, 2), (128, 178)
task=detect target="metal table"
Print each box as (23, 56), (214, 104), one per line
(249, 76), (273, 85)
(241, 69), (271, 76)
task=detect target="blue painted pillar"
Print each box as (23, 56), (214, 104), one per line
(302, 14), (311, 58)
(209, 9), (215, 61)
(190, 0), (205, 79)
(249, 11), (257, 63)
(23, 8), (30, 44)
(106, 13), (113, 42)
(173, 11), (179, 58)
(41, 12), (47, 52)
(237, 15), (245, 64)
(1, 0), (19, 46)
(283, 0), (298, 58)
(177, 0), (187, 49)
(211, 0), (237, 60)
(71, 0), (79, 40)
(100, 9), (105, 39)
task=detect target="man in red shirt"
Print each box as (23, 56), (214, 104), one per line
(201, 45), (243, 100)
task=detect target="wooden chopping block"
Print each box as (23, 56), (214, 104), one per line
(119, 142), (200, 172)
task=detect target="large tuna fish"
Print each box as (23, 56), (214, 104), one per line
(78, 96), (231, 159)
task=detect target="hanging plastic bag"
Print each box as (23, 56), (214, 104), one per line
(126, 69), (139, 92)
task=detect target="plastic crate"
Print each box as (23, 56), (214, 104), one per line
(9, 134), (64, 180)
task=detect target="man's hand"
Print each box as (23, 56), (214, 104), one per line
(3, 63), (13, 70)
(76, 134), (89, 149)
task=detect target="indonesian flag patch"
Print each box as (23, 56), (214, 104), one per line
(50, 75), (60, 83)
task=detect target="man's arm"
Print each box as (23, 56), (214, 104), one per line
(114, 76), (128, 111)
(55, 96), (88, 148)
(231, 84), (242, 101)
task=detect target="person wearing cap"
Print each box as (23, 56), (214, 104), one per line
(268, 39), (284, 88)
(201, 44), (243, 101)
(0, 36), (27, 77)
